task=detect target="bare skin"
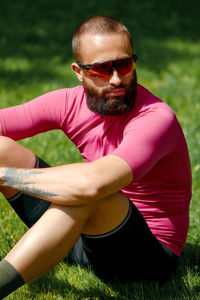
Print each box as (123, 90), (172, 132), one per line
(0, 137), (130, 283)
(0, 154), (132, 205)
(72, 33), (133, 91)
(0, 136), (36, 199)
(0, 32), (134, 284)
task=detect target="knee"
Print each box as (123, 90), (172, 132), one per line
(82, 192), (130, 235)
(0, 136), (35, 168)
(0, 136), (16, 159)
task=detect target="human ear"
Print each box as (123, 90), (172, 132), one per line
(71, 63), (83, 82)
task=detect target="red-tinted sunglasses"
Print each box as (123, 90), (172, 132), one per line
(77, 54), (137, 79)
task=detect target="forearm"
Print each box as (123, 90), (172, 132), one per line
(0, 155), (132, 206)
(0, 164), (92, 206)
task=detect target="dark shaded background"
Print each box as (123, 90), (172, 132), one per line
(0, 0), (199, 81)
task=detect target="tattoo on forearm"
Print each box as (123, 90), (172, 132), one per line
(1, 168), (58, 199)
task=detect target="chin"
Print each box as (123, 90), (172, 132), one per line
(84, 70), (138, 116)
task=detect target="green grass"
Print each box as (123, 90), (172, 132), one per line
(0, 0), (200, 299)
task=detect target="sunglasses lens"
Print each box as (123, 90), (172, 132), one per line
(88, 62), (112, 78)
(87, 58), (135, 78)
(115, 59), (134, 76)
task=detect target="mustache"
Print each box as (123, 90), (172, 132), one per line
(102, 84), (129, 95)
(84, 69), (138, 116)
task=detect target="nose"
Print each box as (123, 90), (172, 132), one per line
(109, 69), (122, 86)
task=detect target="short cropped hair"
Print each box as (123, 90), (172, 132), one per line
(72, 15), (133, 61)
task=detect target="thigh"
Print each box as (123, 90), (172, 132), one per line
(83, 191), (129, 236)
(7, 156), (51, 228)
(71, 201), (178, 282)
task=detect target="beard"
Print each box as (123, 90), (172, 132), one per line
(83, 69), (138, 116)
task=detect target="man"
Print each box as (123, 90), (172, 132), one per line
(0, 15), (191, 298)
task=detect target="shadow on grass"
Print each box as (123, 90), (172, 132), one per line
(26, 243), (200, 300)
(27, 265), (120, 300)
(0, 0), (199, 91)
(181, 242), (200, 267)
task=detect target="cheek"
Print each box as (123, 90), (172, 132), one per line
(122, 72), (134, 86)
(84, 73), (109, 89)
(82, 77), (103, 96)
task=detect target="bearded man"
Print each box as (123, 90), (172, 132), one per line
(0, 15), (191, 298)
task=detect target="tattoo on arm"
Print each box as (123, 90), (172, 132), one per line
(1, 168), (58, 200)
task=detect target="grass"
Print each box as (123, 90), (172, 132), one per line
(0, 0), (200, 299)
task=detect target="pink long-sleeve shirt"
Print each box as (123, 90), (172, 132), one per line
(0, 84), (192, 256)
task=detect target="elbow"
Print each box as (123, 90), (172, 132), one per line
(80, 176), (100, 203)
(75, 169), (105, 204)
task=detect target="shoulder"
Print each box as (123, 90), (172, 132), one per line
(36, 85), (85, 101)
(133, 84), (176, 121)
(64, 85), (85, 98)
(124, 84), (180, 137)
(31, 86), (86, 112)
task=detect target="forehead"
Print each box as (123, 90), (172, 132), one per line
(79, 33), (132, 64)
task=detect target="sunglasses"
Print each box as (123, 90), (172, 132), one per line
(77, 54), (137, 79)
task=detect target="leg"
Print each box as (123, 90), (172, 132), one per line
(4, 191), (129, 283)
(80, 201), (179, 282)
(5, 203), (91, 282)
(0, 137), (51, 298)
(0, 202), (87, 299)
(0, 136), (50, 227)
(0, 189), (178, 299)
(0, 136), (36, 198)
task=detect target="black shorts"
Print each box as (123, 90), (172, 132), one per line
(7, 156), (178, 282)
(7, 156), (51, 227)
(69, 200), (178, 282)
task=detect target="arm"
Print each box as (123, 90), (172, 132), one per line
(0, 89), (67, 140)
(0, 155), (133, 206)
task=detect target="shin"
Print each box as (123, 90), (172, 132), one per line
(4, 191), (129, 283)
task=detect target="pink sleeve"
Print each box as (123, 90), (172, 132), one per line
(0, 89), (68, 140)
(111, 106), (180, 181)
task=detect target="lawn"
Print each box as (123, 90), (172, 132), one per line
(0, 0), (200, 299)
